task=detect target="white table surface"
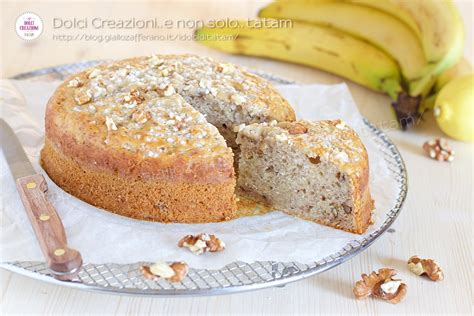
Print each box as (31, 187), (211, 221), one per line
(1, 0), (473, 314)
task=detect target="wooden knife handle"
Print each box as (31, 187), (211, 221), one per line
(16, 174), (82, 280)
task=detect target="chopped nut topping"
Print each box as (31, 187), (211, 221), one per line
(63, 55), (267, 158)
(408, 256), (444, 281)
(131, 109), (150, 124)
(140, 261), (189, 283)
(233, 123), (246, 133)
(67, 77), (82, 88)
(105, 116), (117, 131)
(116, 68), (128, 77)
(178, 233), (225, 255)
(163, 85), (176, 97)
(216, 63), (233, 74)
(199, 78), (212, 90)
(87, 105), (96, 113)
(88, 68), (101, 79)
(126, 88), (145, 105)
(423, 138), (454, 162)
(148, 55), (164, 67)
(164, 85), (176, 97)
(288, 123), (308, 135)
(334, 151), (349, 163)
(240, 120), (365, 173)
(231, 94), (246, 106)
(353, 268), (407, 304)
(275, 133), (288, 142)
(335, 121), (346, 130)
(74, 90), (92, 105)
(232, 81), (244, 92)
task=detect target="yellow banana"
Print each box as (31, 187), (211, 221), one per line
(276, 0), (464, 64)
(195, 20), (402, 99)
(275, 0), (464, 97)
(344, 0), (464, 64)
(259, 1), (426, 84)
(359, 0), (465, 97)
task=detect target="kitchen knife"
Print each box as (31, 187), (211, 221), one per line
(0, 119), (82, 281)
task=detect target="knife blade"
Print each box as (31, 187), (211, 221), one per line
(0, 119), (82, 280)
(0, 120), (36, 179)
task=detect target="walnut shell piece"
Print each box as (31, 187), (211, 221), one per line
(408, 256), (444, 281)
(353, 268), (407, 304)
(178, 233), (225, 255)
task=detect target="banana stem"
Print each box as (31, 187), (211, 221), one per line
(392, 93), (422, 130)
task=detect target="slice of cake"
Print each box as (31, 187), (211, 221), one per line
(235, 120), (374, 234)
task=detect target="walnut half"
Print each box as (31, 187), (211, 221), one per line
(408, 256), (444, 281)
(422, 138), (454, 162)
(178, 233), (225, 255)
(353, 268), (407, 304)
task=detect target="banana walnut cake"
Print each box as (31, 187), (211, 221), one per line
(40, 54), (373, 233)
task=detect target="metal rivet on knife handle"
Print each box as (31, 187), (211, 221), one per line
(26, 182), (37, 189)
(54, 248), (66, 256)
(39, 214), (50, 221)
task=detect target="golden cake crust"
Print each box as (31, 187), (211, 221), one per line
(41, 140), (235, 222)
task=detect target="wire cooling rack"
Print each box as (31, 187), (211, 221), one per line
(1, 61), (407, 296)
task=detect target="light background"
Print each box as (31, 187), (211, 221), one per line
(0, 0), (473, 314)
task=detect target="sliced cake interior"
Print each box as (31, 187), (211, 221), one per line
(236, 120), (374, 234)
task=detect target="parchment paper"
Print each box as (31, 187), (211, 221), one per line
(0, 79), (399, 269)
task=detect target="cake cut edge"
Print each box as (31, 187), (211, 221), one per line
(236, 120), (374, 234)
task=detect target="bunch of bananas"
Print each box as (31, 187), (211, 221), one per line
(195, 0), (465, 130)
